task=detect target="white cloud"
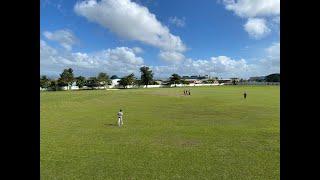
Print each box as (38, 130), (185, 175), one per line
(244, 18), (270, 39)
(268, 16), (280, 34)
(266, 42), (280, 56)
(43, 29), (78, 51)
(210, 56), (248, 74)
(41, 39), (279, 79)
(152, 42), (280, 78)
(151, 56), (253, 78)
(99, 47), (144, 65)
(223, 0), (280, 18)
(222, 0), (279, 39)
(169, 16), (186, 27)
(132, 47), (143, 54)
(41, 39), (252, 78)
(40, 40), (57, 58)
(158, 51), (185, 63)
(40, 40), (144, 76)
(74, 0), (186, 52)
(258, 42), (280, 73)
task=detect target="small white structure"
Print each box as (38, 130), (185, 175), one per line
(109, 79), (121, 88)
(60, 82), (79, 90)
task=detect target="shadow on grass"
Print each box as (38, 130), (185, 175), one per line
(105, 123), (117, 127)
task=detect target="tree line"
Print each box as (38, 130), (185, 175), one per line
(41, 67), (280, 90)
(40, 68), (211, 91)
(40, 66), (155, 90)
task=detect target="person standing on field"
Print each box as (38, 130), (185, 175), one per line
(117, 109), (123, 127)
(243, 91), (247, 99)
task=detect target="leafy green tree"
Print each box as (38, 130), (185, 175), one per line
(85, 77), (100, 89)
(140, 66), (153, 88)
(97, 72), (110, 88)
(127, 73), (136, 85)
(119, 73), (136, 88)
(40, 75), (51, 89)
(57, 78), (68, 88)
(265, 73), (280, 82)
(58, 68), (74, 90)
(119, 77), (129, 89)
(169, 73), (181, 87)
(135, 79), (142, 88)
(49, 80), (58, 91)
(75, 76), (86, 89)
(181, 79), (190, 85)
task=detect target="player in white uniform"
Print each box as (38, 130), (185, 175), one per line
(117, 109), (123, 127)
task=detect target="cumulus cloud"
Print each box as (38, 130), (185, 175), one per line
(151, 56), (253, 78)
(43, 29), (78, 51)
(266, 42), (280, 56)
(244, 18), (270, 39)
(40, 40), (57, 70)
(158, 51), (185, 63)
(169, 16), (186, 27)
(258, 42), (280, 74)
(41, 39), (251, 78)
(223, 0), (280, 18)
(41, 38), (279, 79)
(40, 40), (144, 76)
(222, 0), (280, 39)
(132, 47), (143, 54)
(74, 0), (186, 52)
(100, 47), (144, 65)
(211, 56), (248, 74)
(152, 42), (280, 78)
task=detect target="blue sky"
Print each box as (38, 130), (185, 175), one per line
(40, 0), (280, 79)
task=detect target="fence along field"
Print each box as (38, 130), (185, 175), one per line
(40, 82), (279, 91)
(40, 85), (280, 179)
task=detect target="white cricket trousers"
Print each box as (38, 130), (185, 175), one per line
(118, 117), (123, 127)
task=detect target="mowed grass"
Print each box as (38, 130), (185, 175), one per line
(40, 86), (279, 180)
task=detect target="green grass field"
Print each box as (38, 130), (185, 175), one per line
(40, 86), (279, 179)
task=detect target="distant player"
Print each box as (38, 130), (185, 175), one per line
(188, 89), (191, 95)
(117, 109), (123, 127)
(243, 91), (247, 99)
